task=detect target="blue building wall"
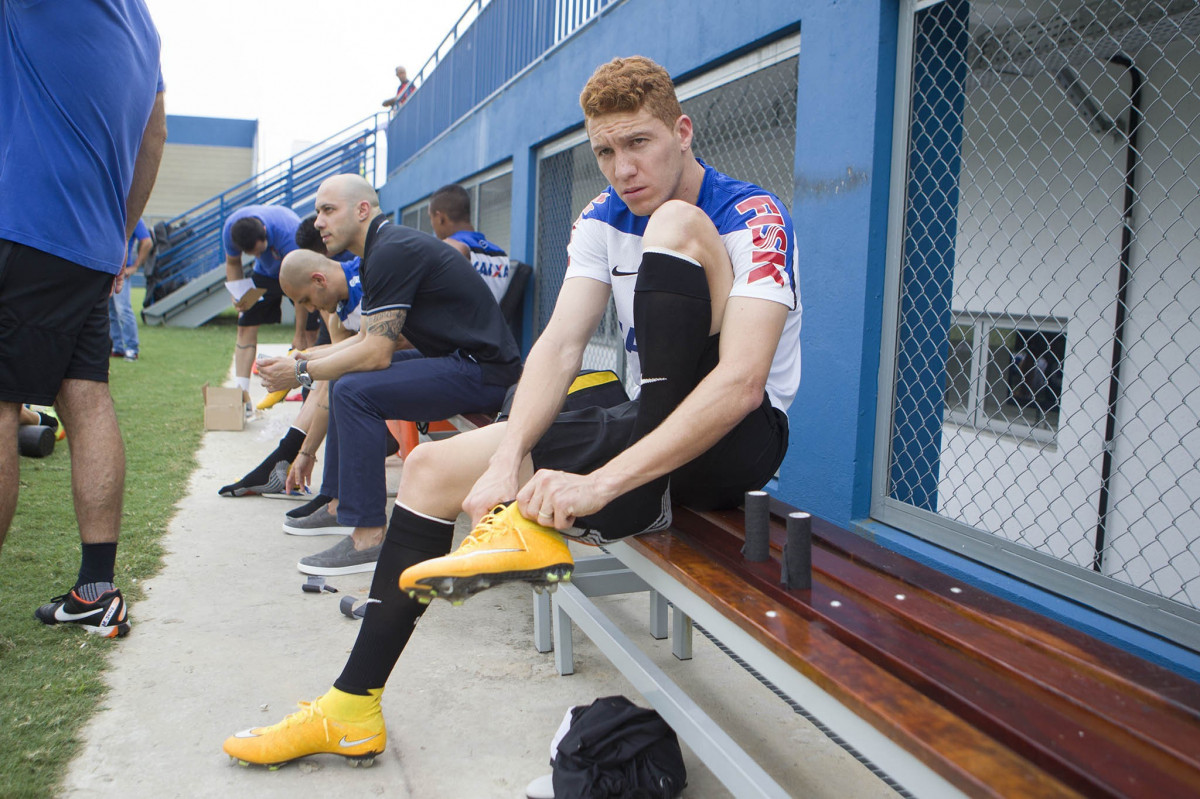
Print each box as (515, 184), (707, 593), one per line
(381, 0), (899, 527)
(165, 115), (257, 148)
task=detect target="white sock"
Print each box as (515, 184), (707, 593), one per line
(236, 376), (251, 393)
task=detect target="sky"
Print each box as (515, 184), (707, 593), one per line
(143, 0), (471, 171)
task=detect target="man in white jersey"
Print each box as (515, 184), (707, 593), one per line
(222, 54), (800, 770)
(428, 183), (513, 303)
(399, 53), (801, 595)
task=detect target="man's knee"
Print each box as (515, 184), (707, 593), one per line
(55, 379), (116, 429)
(331, 372), (374, 412)
(643, 201), (719, 254)
(0, 401), (19, 431)
(398, 438), (452, 492)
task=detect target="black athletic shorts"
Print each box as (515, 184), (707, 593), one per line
(237, 270), (289, 327)
(0, 239), (114, 405)
(532, 395), (788, 512)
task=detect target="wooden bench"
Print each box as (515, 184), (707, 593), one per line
(536, 498), (1200, 798)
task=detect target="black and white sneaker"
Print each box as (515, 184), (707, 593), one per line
(35, 588), (131, 638)
(218, 460), (288, 497)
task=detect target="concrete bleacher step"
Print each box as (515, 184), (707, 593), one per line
(140, 267), (228, 328)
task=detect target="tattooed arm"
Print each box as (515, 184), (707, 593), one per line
(302, 308), (409, 382)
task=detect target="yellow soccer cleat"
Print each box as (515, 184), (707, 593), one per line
(223, 687), (386, 770)
(399, 502), (574, 604)
(256, 389), (289, 410)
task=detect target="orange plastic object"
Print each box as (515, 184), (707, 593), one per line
(385, 419), (459, 459)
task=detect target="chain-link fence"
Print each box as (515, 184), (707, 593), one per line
(880, 0), (1200, 637)
(533, 54), (799, 385)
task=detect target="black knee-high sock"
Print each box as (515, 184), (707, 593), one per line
(220, 427), (306, 493)
(334, 505), (456, 694)
(574, 249), (714, 538)
(630, 248), (713, 444)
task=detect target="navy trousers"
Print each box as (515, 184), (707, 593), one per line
(321, 350), (508, 527)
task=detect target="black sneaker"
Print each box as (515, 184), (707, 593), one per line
(35, 588), (131, 638)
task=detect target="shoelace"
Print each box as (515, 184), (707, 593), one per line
(262, 701), (330, 741)
(459, 505), (509, 551)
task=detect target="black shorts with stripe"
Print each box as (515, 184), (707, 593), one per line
(530, 378), (789, 542)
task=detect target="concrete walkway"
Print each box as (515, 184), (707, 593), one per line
(62, 353), (897, 798)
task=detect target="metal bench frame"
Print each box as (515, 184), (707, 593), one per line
(533, 545), (965, 799)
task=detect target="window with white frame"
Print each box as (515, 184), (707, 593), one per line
(944, 314), (1066, 443)
(400, 165), (513, 252)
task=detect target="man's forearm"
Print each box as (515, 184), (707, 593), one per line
(302, 382), (331, 453)
(590, 365), (762, 501)
(305, 335), (393, 382)
(225, 256), (245, 282)
(591, 297), (787, 499)
(131, 241), (152, 272)
(125, 92), (166, 237)
(306, 329), (363, 361)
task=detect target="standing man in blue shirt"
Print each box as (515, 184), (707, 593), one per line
(222, 205), (304, 408)
(0, 0), (167, 638)
(111, 218), (152, 361)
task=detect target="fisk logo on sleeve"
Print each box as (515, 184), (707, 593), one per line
(735, 195), (790, 287)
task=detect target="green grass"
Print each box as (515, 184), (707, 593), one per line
(0, 300), (294, 798)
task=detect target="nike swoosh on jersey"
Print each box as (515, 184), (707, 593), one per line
(610, 266), (638, 277)
(339, 734), (380, 748)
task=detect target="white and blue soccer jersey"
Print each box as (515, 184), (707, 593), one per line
(335, 256), (363, 332)
(449, 230), (511, 303)
(565, 160), (802, 412)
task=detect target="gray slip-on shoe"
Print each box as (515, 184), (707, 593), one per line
(298, 537), (382, 575)
(282, 504), (354, 536)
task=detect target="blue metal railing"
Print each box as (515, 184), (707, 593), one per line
(387, 0), (618, 171)
(145, 114), (384, 307)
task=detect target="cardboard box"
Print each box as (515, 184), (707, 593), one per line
(202, 383), (245, 431)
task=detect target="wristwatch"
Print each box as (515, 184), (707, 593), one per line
(294, 359), (314, 389)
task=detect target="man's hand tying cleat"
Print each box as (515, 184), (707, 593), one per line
(517, 468), (622, 531)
